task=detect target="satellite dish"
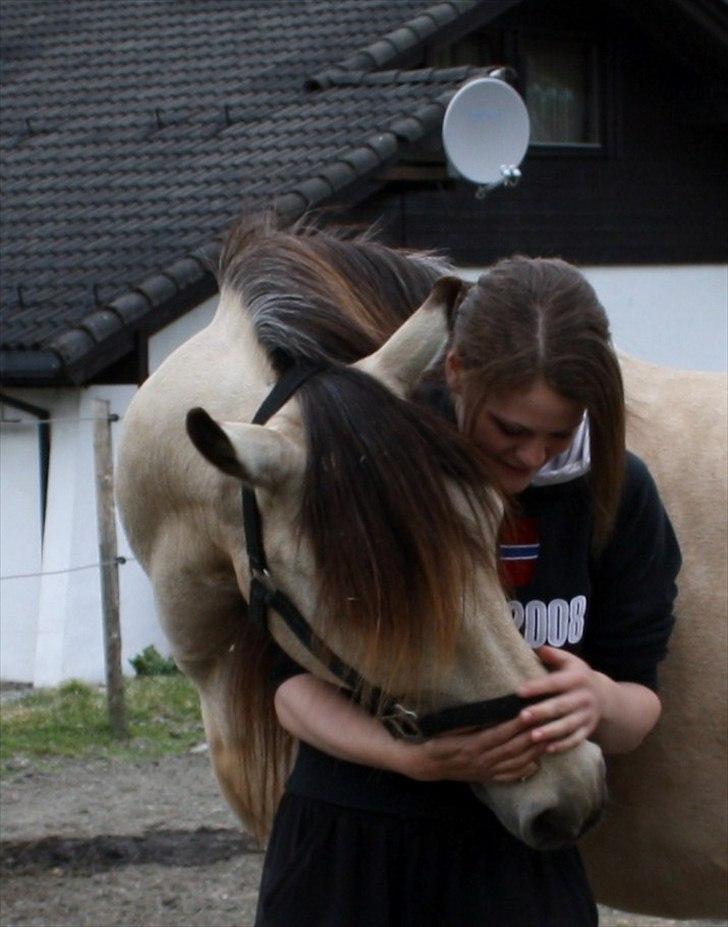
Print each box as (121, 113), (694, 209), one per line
(442, 77), (530, 192)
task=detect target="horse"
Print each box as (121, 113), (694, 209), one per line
(116, 215), (605, 854)
(579, 354), (728, 919)
(116, 217), (727, 919)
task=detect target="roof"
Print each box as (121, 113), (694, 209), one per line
(0, 0), (521, 385)
(2, 0), (725, 385)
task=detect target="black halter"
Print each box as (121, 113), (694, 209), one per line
(243, 358), (544, 741)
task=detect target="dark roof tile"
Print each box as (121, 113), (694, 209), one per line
(49, 328), (97, 365)
(385, 26), (423, 54)
(426, 3), (465, 28)
(0, 0), (499, 381)
(338, 146), (383, 175)
(108, 292), (153, 327)
(316, 161), (359, 191)
(361, 40), (401, 68)
(306, 0), (480, 88)
(189, 241), (224, 273)
(390, 115), (428, 142)
(273, 191), (310, 220)
(405, 14), (444, 40)
(135, 273), (179, 308)
(165, 257), (210, 291)
(291, 175), (337, 207)
(79, 308), (126, 344)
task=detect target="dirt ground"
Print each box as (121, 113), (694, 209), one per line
(0, 751), (721, 927)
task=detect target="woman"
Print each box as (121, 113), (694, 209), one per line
(255, 256), (681, 927)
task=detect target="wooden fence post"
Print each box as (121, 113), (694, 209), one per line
(93, 398), (128, 739)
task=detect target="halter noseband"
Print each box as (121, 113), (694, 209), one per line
(243, 358), (544, 741)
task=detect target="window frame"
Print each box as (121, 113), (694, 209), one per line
(426, 25), (619, 161)
(515, 27), (615, 158)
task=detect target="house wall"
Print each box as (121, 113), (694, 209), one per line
(1, 269), (724, 685)
(0, 387), (163, 685)
(459, 264), (728, 372)
(354, 0), (727, 267)
(581, 265), (727, 372)
(0, 403), (43, 682)
(0, 294), (219, 686)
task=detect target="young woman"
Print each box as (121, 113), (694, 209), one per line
(254, 256), (681, 927)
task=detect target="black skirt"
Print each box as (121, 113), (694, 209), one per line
(255, 793), (598, 927)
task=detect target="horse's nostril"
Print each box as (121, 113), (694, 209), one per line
(531, 801), (604, 849)
(531, 808), (583, 848)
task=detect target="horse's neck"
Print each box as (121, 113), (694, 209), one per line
(120, 294), (276, 540)
(205, 290), (276, 411)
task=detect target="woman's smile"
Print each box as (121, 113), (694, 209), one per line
(467, 379), (584, 494)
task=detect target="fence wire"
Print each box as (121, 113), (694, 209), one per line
(0, 556), (134, 582)
(0, 414), (120, 426)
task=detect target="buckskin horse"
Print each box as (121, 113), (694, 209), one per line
(116, 217), (726, 919)
(580, 353), (727, 919)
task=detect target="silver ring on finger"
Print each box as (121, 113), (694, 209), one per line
(519, 761), (540, 783)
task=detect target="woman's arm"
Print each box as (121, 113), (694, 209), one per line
(274, 672), (404, 770)
(592, 675), (662, 754)
(517, 645), (662, 755)
(275, 672), (545, 783)
(515, 456), (677, 755)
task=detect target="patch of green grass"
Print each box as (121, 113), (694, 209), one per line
(0, 675), (205, 772)
(129, 644), (180, 676)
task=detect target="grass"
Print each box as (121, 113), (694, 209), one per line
(0, 675), (205, 772)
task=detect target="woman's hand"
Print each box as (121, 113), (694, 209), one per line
(515, 645), (607, 754)
(517, 645), (663, 755)
(394, 646), (609, 783)
(395, 715), (546, 784)
(276, 672), (545, 785)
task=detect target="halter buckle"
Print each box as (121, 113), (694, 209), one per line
(382, 703), (423, 742)
(248, 568), (277, 632)
(251, 566), (275, 592)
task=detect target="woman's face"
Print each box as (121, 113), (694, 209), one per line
(446, 353), (584, 494)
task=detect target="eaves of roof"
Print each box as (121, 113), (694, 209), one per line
(8, 0), (722, 387)
(1, 55), (495, 386)
(0, 244), (220, 386)
(306, 0), (523, 88)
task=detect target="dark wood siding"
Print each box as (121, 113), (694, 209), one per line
(345, 1), (727, 266)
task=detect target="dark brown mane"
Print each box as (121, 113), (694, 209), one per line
(219, 212), (449, 368)
(299, 367), (497, 698)
(220, 215), (499, 698)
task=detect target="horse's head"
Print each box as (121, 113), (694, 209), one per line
(185, 276), (606, 850)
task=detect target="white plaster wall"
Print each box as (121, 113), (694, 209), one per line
(32, 390), (85, 686)
(2, 270), (724, 686)
(584, 265), (727, 372)
(1, 296), (221, 685)
(0, 401), (43, 682)
(459, 264), (728, 373)
(46, 385), (167, 686)
(1, 388), (167, 686)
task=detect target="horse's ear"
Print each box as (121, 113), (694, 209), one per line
(354, 276), (466, 397)
(186, 408), (302, 489)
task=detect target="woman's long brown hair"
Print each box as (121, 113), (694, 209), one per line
(452, 255), (626, 550)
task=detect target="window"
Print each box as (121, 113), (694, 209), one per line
(522, 35), (601, 145)
(429, 28), (605, 151)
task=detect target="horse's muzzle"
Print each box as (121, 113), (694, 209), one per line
(473, 740), (608, 851)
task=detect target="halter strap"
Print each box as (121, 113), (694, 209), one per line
(415, 692), (544, 739)
(244, 358), (325, 579)
(242, 359), (545, 741)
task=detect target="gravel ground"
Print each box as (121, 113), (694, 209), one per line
(0, 752), (722, 927)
